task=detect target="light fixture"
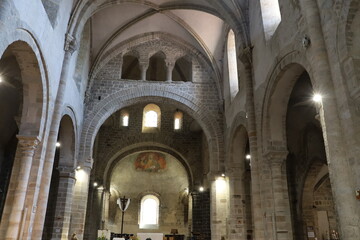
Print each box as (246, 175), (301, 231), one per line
(221, 173), (225, 177)
(76, 166), (81, 170)
(199, 186), (204, 192)
(246, 154), (251, 160)
(55, 142), (61, 147)
(313, 93), (322, 103)
(93, 182), (98, 187)
(0, 76), (2, 83)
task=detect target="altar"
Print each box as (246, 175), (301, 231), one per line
(137, 233), (164, 240)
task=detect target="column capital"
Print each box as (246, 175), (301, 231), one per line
(263, 149), (288, 165)
(57, 166), (76, 179)
(17, 135), (40, 151)
(64, 33), (78, 54)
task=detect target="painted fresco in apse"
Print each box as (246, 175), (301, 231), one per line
(135, 152), (166, 172)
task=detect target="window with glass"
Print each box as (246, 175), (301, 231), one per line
(139, 195), (160, 229)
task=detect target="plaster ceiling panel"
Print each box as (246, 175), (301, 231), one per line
(91, 4), (150, 56)
(104, 13), (206, 57)
(170, 9), (227, 66)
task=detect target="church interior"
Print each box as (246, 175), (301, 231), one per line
(0, 1), (359, 240)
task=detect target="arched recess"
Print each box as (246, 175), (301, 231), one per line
(284, 70), (339, 240)
(228, 124), (253, 240)
(261, 52), (313, 149)
(0, 35), (48, 223)
(173, 56), (192, 82)
(102, 144), (194, 191)
(146, 51), (167, 81)
(79, 87), (223, 175)
(122, 51), (141, 80)
(42, 114), (77, 240)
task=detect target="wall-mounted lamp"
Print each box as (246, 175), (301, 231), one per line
(221, 173), (225, 177)
(199, 186), (204, 192)
(93, 182), (98, 187)
(55, 142), (61, 148)
(246, 154), (251, 160)
(75, 165), (81, 170)
(312, 93), (322, 103)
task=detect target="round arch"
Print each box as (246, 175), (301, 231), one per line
(102, 144), (194, 191)
(0, 29), (49, 140)
(260, 51), (315, 152)
(79, 87), (223, 174)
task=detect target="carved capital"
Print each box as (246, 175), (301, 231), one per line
(263, 149), (288, 166)
(17, 135), (40, 157)
(64, 33), (77, 54)
(239, 46), (253, 66)
(57, 166), (76, 179)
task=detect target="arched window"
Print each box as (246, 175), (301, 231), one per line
(139, 195), (160, 229)
(145, 111), (158, 127)
(260, 0), (281, 40)
(227, 29), (239, 100)
(120, 110), (129, 127)
(142, 104), (161, 133)
(174, 111), (183, 130)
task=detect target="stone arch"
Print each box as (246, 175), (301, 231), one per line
(0, 30), (49, 140)
(102, 144), (194, 191)
(57, 114), (77, 167)
(89, 32), (216, 94)
(146, 51), (167, 81)
(261, 51), (314, 151)
(80, 87), (223, 175)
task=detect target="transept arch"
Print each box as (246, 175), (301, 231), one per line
(80, 87), (223, 175)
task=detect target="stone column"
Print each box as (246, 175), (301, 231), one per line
(239, 47), (265, 240)
(165, 60), (175, 82)
(31, 33), (77, 240)
(226, 168), (247, 240)
(51, 166), (76, 240)
(265, 151), (293, 240)
(139, 62), (149, 81)
(299, 1), (360, 239)
(210, 174), (229, 240)
(5, 135), (40, 240)
(69, 159), (92, 240)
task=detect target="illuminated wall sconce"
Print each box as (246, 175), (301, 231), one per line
(55, 142), (61, 147)
(93, 182), (98, 187)
(199, 186), (204, 192)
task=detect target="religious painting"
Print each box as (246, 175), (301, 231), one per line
(135, 152), (166, 172)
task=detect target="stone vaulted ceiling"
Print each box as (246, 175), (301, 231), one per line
(83, 0), (248, 76)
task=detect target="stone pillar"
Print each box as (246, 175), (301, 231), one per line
(165, 60), (175, 82)
(5, 135), (40, 240)
(299, 1), (360, 238)
(31, 33), (77, 240)
(51, 166), (76, 240)
(239, 47), (265, 240)
(139, 62), (149, 81)
(265, 151), (293, 240)
(226, 168), (247, 240)
(69, 160), (92, 240)
(210, 174), (229, 240)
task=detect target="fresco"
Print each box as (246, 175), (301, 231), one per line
(135, 152), (166, 172)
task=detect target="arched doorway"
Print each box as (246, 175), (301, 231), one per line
(42, 115), (77, 240)
(285, 72), (339, 240)
(228, 125), (253, 240)
(0, 40), (46, 240)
